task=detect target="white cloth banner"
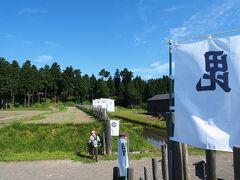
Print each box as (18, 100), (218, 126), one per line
(107, 100), (115, 112)
(96, 99), (101, 107)
(92, 98), (115, 112)
(100, 98), (107, 109)
(110, 120), (120, 136)
(172, 35), (240, 152)
(92, 100), (96, 107)
(118, 137), (129, 177)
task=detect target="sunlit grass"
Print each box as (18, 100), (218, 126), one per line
(109, 106), (166, 129)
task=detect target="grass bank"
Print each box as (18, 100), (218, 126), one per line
(0, 120), (160, 161)
(109, 107), (166, 129)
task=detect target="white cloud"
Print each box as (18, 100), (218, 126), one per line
(134, 25), (158, 45)
(34, 55), (54, 63)
(137, 0), (148, 22)
(167, 0), (240, 41)
(18, 8), (47, 15)
(134, 34), (146, 45)
(132, 61), (175, 79)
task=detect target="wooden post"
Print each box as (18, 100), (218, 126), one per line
(161, 144), (168, 180)
(182, 144), (191, 180)
(103, 108), (112, 155)
(127, 167), (134, 180)
(233, 146), (240, 180)
(172, 141), (183, 180)
(206, 150), (216, 180)
(105, 119), (112, 154)
(167, 112), (183, 180)
(113, 167), (119, 180)
(103, 132), (106, 155)
(152, 158), (159, 180)
(144, 167), (148, 180)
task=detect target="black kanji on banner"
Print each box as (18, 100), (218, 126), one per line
(196, 51), (231, 92)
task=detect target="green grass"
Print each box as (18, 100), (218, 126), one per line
(0, 122), (103, 161)
(2, 101), (71, 112)
(188, 146), (205, 155)
(0, 151), (75, 161)
(109, 106), (166, 129)
(0, 120), (160, 161)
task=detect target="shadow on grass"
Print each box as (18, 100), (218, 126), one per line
(75, 151), (91, 159)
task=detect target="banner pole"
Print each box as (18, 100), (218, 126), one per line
(173, 28), (240, 43)
(168, 40), (173, 180)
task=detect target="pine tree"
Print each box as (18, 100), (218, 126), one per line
(114, 69), (121, 96)
(20, 60), (35, 107)
(107, 76), (115, 97)
(50, 62), (62, 102)
(89, 75), (97, 100)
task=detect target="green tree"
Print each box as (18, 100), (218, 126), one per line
(107, 76), (115, 97)
(133, 76), (145, 103)
(80, 74), (90, 102)
(96, 79), (110, 98)
(62, 66), (74, 100)
(114, 69), (121, 96)
(8, 60), (20, 107)
(89, 75), (97, 100)
(0, 58), (11, 109)
(20, 60), (35, 107)
(99, 68), (110, 79)
(120, 68), (133, 87)
(73, 69), (82, 103)
(39, 65), (53, 102)
(50, 62), (62, 102)
(126, 81), (141, 106)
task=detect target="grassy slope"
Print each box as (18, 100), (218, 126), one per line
(0, 119), (160, 161)
(109, 107), (166, 129)
(108, 107), (210, 156)
(0, 122), (103, 161)
(0, 104), (206, 162)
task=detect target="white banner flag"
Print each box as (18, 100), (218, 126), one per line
(96, 99), (101, 107)
(100, 98), (107, 109)
(118, 137), (129, 177)
(107, 99), (115, 112)
(172, 35), (240, 152)
(110, 120), (119, 136)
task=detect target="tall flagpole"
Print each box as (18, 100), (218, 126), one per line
(168, 39), (173, 180)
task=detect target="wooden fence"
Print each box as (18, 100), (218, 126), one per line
(76, 105), (112, 154)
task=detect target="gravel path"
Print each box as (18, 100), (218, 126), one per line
(0, 154), (233, 180)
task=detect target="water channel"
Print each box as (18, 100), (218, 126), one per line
(142, 126), (167, 147)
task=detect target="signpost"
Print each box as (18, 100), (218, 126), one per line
(110, 120), (120, 136)
(118, 134), (129, 178)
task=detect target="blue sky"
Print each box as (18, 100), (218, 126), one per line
(1, 0), (240, 79)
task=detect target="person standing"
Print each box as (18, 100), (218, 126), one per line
(88, 130), (100, 162)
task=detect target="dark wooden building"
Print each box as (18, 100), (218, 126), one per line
(147, 93), (174, 114)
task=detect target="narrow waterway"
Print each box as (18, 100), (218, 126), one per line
(121, 119), (167, 147)
(142, 126), (167, 147)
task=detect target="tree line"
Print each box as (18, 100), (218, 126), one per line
(0, 57), (172, 108)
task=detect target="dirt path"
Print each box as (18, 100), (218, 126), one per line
(0, 154), (233, 180)
(0, 111), (49, 123)
(27, 107), (94, 124)
(0, 107), (95, 128)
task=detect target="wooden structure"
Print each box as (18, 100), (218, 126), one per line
(147, 93), (174, 114)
